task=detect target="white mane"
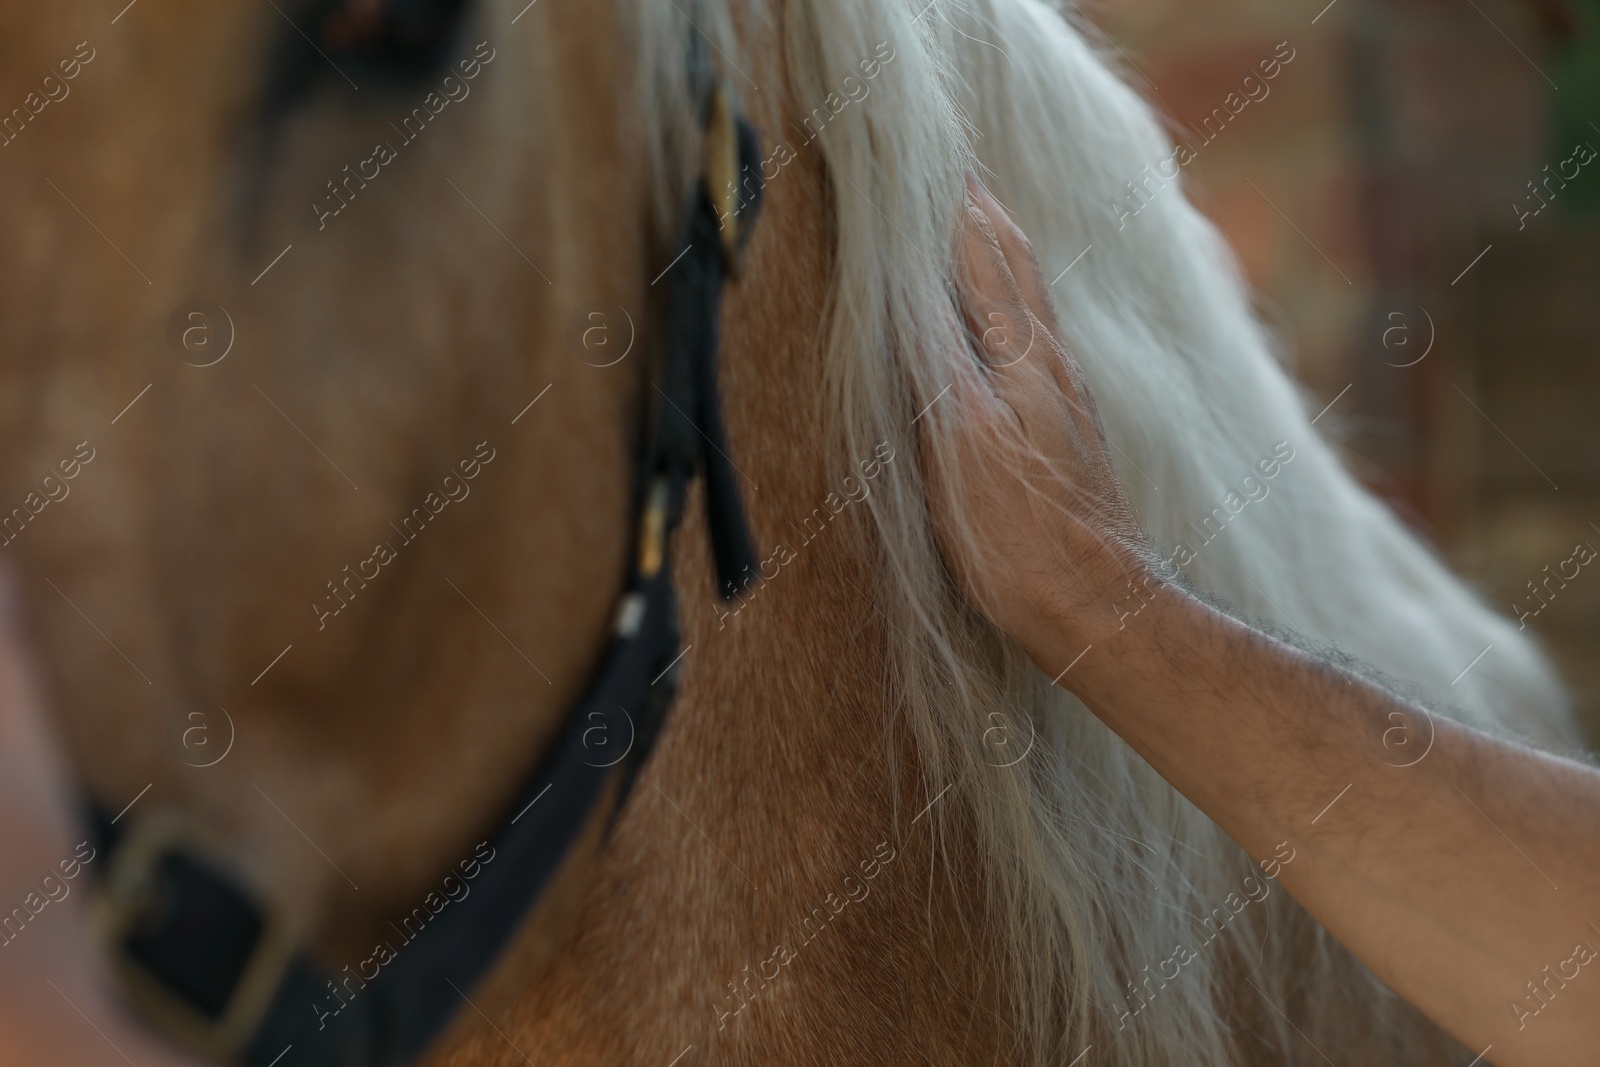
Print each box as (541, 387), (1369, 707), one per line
(630, 0), (1577, 1061)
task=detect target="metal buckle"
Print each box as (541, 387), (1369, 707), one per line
(93, 812), (295, 1063)
(703, 82), (746, 274)
(637, 475), (671, 580)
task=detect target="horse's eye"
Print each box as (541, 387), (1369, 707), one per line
(319, 0), (473, 80)
(265, 0), (474, 111)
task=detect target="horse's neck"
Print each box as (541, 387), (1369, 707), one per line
(466, 87), (1006, 1067)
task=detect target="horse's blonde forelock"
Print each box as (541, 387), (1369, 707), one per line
(628, 1), (1577, 1062)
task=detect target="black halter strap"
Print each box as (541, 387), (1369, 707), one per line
(87, 83), (763, 1067)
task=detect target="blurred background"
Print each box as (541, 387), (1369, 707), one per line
(1092, 0), (1600, 738)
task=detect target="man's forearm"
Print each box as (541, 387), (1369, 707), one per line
(1042, 584), (1600, 1066)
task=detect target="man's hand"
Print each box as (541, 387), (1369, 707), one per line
(923, 174), (1156, 665)
(917, 175), (1600, 1065)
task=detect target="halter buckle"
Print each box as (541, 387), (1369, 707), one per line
(637, 475), (671, 580)
(703, 82), (747, 274)
(94, 812), (294, 1062)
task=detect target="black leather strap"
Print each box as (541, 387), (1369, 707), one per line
(242, 549), (685, 1067)
(660, 112), (762, 600)
(90, 89), (764, 1067)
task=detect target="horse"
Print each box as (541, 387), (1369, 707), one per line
(0, 0), (1578, 1063)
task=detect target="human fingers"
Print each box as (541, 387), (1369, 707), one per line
(965, 172), (1057, 334)
(963, 174), (1108, 425)
(960, 177), (1113, 441)
(958, 187), (1042, 373)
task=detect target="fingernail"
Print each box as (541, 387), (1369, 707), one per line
(963, 175), (984, 221)
(974, 177), (1009, 222)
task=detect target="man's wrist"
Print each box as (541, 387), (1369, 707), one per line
(1021, 547), (1180, 671)
(1036, 576), (1215, 721)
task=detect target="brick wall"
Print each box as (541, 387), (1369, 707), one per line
(1093, 0), (1600, 733)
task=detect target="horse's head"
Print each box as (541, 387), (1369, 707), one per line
(0, 0), (730, 973)
(1, 2), (883, 1060)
